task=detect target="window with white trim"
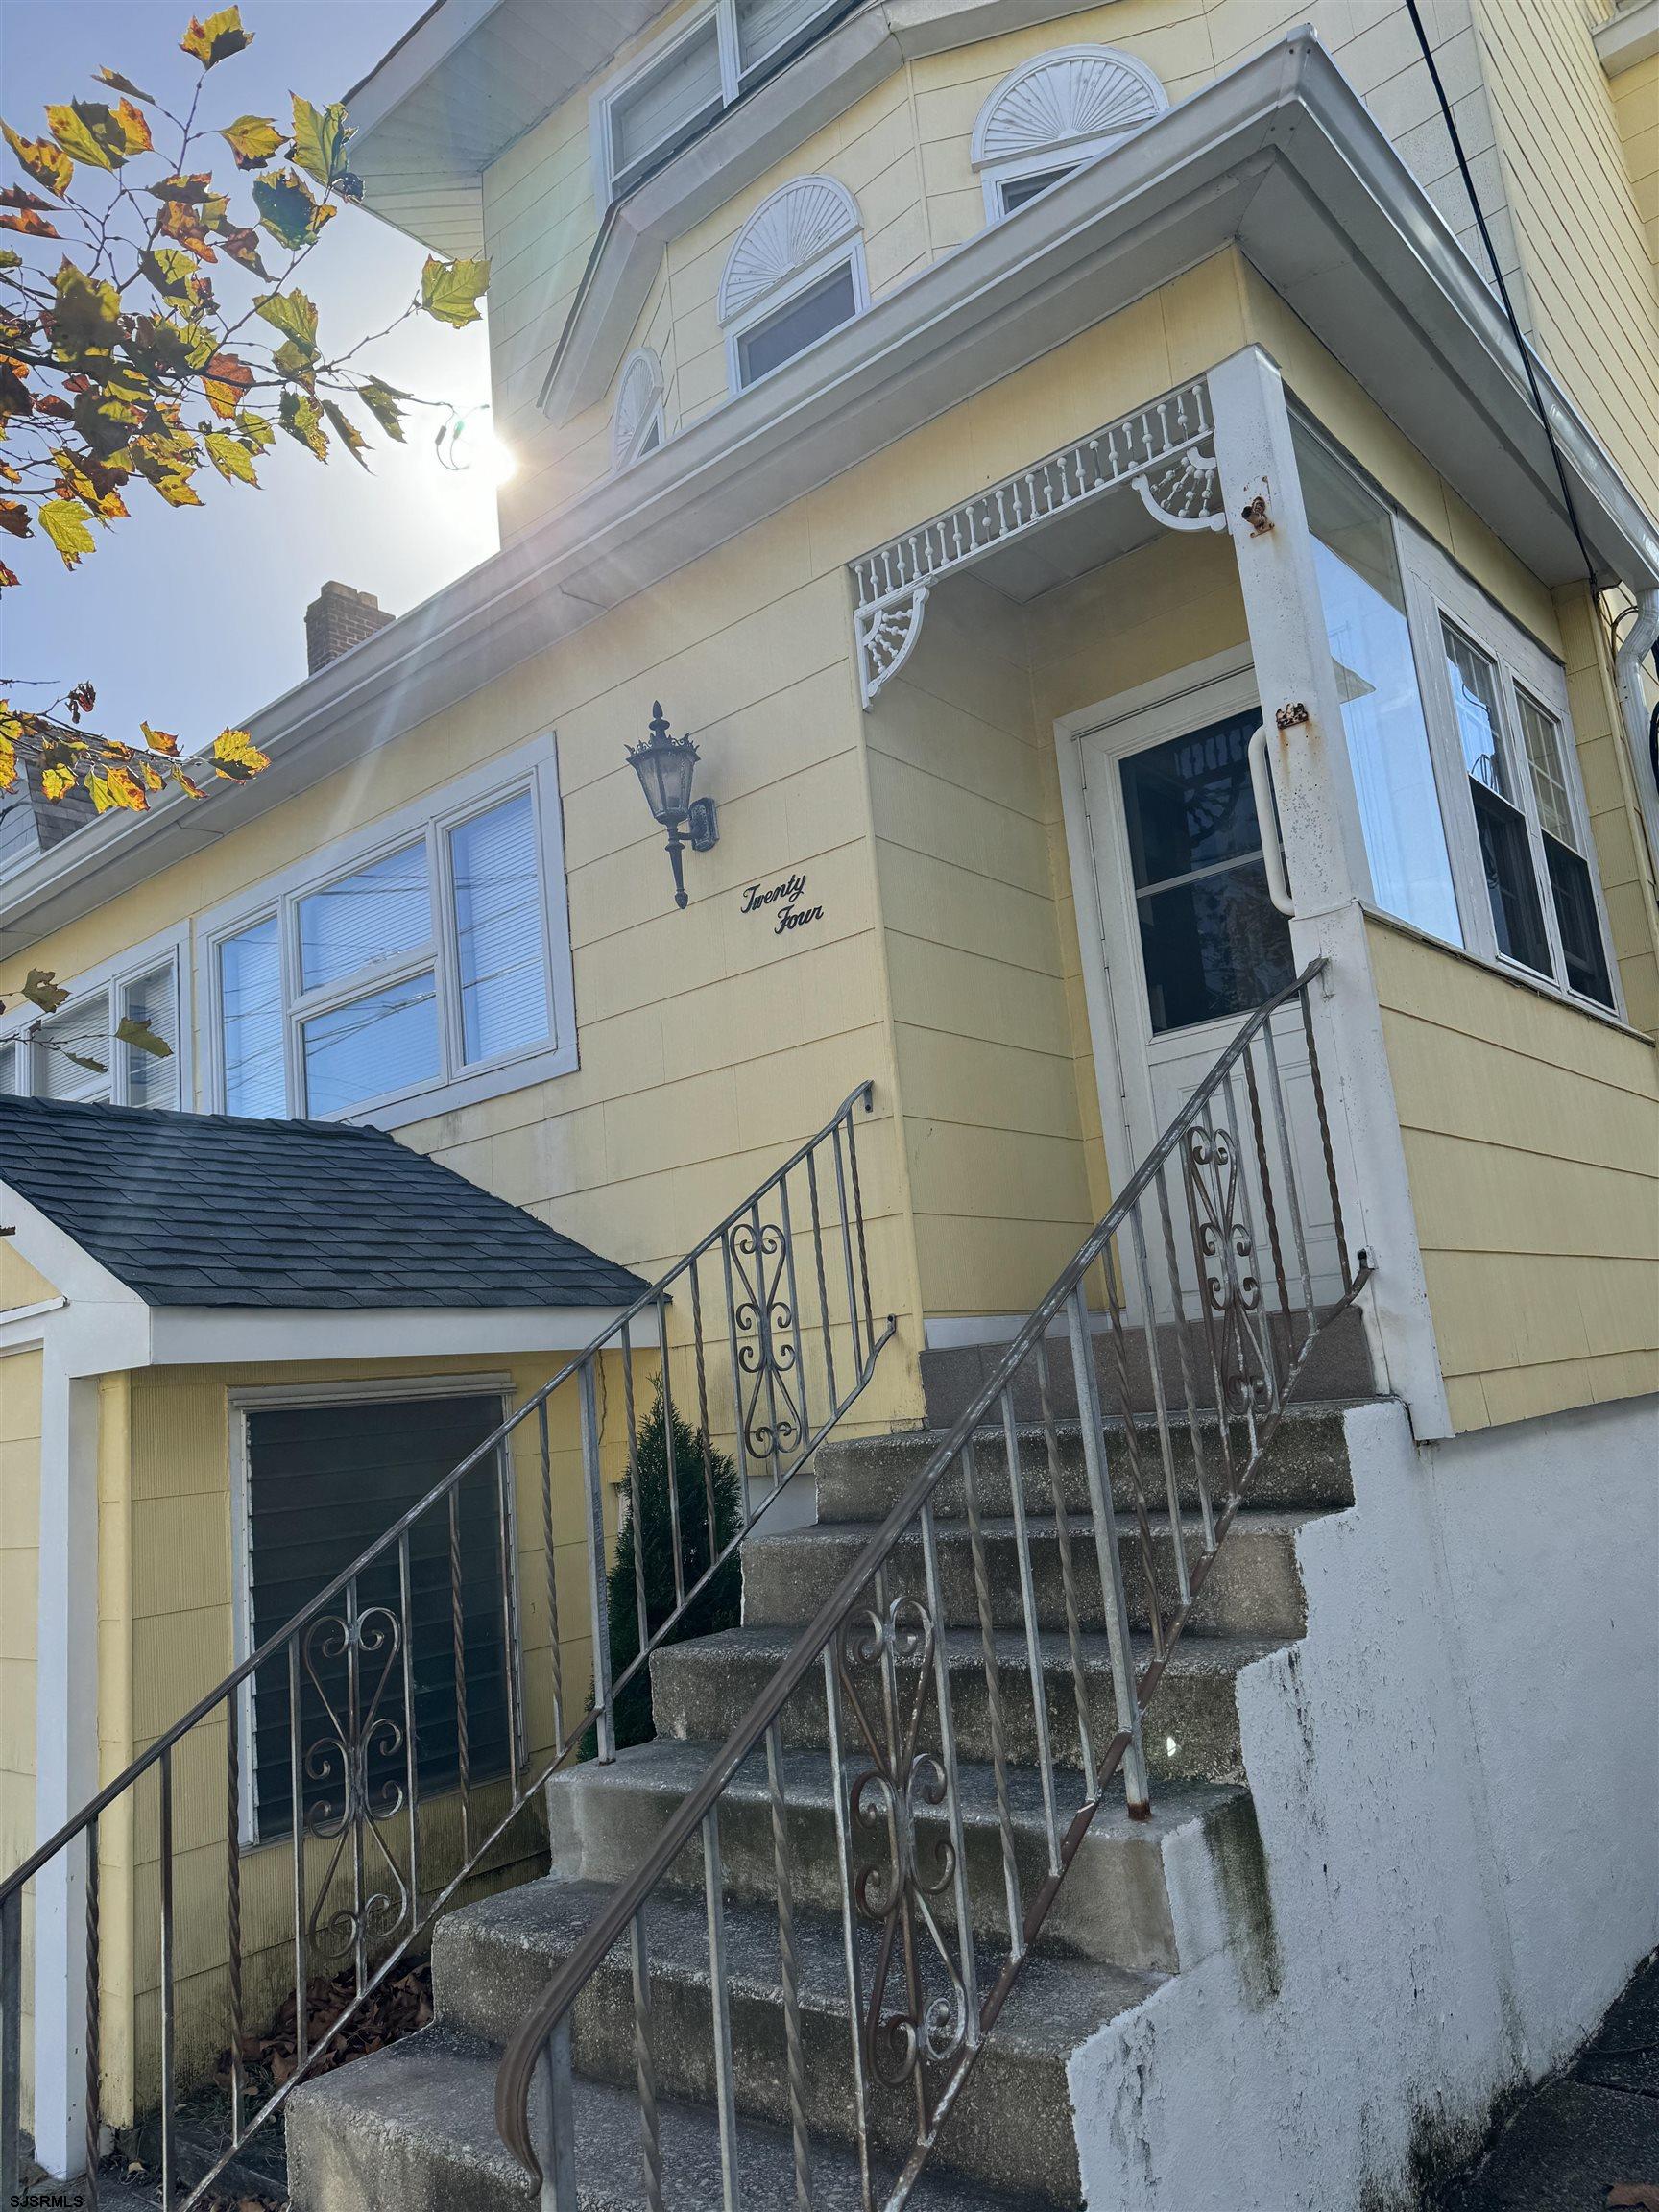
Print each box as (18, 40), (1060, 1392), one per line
(1295, 421), (1619, 1016)
(0, 938), (184, 1109)
(973, 46), (1167, 223)
(613, 348), (667, 470)
(718, 175), (866, 393)
(596, 0), (852, 204)
(203, 745), (578, 1126)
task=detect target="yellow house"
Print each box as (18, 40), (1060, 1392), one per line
(3, 3), (1657, 2208)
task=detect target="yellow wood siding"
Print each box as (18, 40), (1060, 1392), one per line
(1611, 49), (1658, 276)
(1471, 0), (1659, 515)
(1370, 915), (1659, 1430)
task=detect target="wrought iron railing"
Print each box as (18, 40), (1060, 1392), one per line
(495, 962), (1372, 2207)
(0, 1082), (893, 2209)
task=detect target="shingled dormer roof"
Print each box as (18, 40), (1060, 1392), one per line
(0, 1094), (647, 1313)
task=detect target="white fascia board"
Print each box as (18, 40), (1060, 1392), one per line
(142, 1302), (654, 1370)
(4, 33), (1656, 955)
(0, 1178), (147, 1350)
(1595, 1), (1659, 74)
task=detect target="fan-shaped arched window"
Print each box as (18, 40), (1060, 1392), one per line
(717, 175), (867, 393)
(613, 347), (666, 469)
(972, 46), (1167, 221)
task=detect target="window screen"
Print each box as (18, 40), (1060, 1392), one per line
(246, 1393), (513, 1843)
(37, 989), (111, 1102)
(735, 0), (834, 71)
(611, 19), (722, 181)
(121, 963), (180, 1110)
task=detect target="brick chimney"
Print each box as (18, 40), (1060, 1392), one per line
(304, 580), (394, 674)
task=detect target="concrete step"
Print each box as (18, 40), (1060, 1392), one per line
(425, 1878), (1153, 2204)
(651, 1623), (1270, 1788)
(742, 1505), (1323, 1644)
(286, 2022), (1028, 2210)
(546, 1733), (1246, 1973)
(811, 1399), (1357, 1526)
(919, 1302), (1374, 1426)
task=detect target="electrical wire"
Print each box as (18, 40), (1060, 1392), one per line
(1401, 0), (1603, 592)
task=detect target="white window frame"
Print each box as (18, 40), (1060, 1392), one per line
(723, 233), (868, 395)
(227, 1372), (520, 1850)
(972, 46), (1169, 226)
(0, 923), (191, 1109)
(1395, 525), (1623, 1019)
(197, 736), (578, 1130)
(613, 347), (668, 472)
(591, 0), (848, 207)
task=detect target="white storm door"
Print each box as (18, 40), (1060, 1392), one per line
(1074, 672), (1343, 1310)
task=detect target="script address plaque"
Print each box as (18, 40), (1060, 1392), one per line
(740, 870), (824, 935)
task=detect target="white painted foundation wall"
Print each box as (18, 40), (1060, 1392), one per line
(1068, 1394), (1659, 2212)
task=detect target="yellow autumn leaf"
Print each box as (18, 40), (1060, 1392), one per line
(40, 762), (77, 800)
(221, 113), (282, 170)
(45, 101), (132, 172)
(39, 495), (96, 567)
(2, 121), (73, 198)
(204, 431), (257, 484)
(211, 727), (268, 779)
(104, 764), (149, 811)
(420, 254), (490, 328)
(0, 730), (14, 791)
(139, 722), (180, 756)
(180, 8), (253, 67)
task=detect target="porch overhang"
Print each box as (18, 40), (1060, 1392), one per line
(3, 30), (1655, 950)
(0, 1094), (651, 1378)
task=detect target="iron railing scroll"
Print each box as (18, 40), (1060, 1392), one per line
(495, 962), (1373, 2209)
(0, 1082), (893, 2210)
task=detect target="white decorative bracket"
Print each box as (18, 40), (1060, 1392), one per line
(851, 378), (1225, 706)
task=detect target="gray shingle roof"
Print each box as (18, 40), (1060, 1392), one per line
(0, 1094), (650, 1312)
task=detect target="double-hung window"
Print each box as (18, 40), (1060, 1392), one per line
(1295, 421), (1620, 1018)
(1401, 537), (1619, 1012)
(0, 936), (184, 1109)
(204, 746), (577, 1126)
(596, 0), (850, 203)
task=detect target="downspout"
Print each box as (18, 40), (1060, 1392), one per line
(1613, 587), (1659, 877)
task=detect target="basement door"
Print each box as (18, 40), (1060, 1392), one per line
(1064, 659), (1343, 1311)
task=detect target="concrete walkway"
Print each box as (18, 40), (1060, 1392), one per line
(1434, 1957), (1659, 2211)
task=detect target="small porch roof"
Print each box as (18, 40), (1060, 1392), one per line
(0, 1094), (649, 1374)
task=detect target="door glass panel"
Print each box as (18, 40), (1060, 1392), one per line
(1293, 427), (1462, 944)
(1119, 711), (1294, 1036)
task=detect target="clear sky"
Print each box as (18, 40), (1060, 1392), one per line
(0, 0), (499, 749)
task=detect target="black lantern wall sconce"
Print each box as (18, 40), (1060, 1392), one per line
(626, 701), (719, 910)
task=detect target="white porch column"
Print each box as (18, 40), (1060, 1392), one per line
(33, 1358), (100, 2176)
(1207, 345), (1454, 1439)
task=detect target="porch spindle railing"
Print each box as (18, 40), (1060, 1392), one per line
(495, 960), (1373, 2208)
(0, 1083), (893, 2209)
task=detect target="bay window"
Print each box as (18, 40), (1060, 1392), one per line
(204, 749), (577, 1126)
(598, 0), (852, 203)
(1295, 420), (1620, 1019)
